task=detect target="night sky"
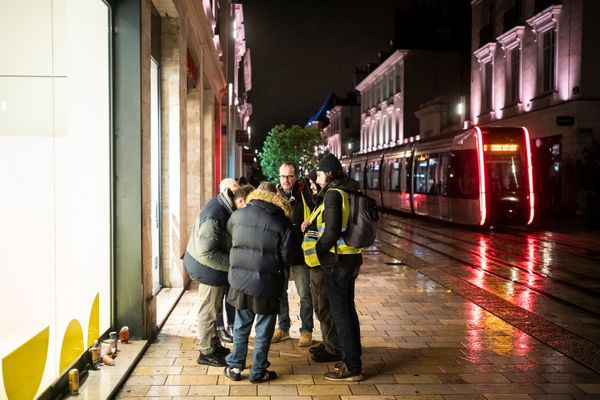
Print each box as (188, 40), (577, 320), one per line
(241, 0), (417, 148)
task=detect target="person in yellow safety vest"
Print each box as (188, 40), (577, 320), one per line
(301, 153), (364, 382)
(272, 162), (316, 348)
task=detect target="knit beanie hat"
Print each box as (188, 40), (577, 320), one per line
(316, 153), (343, 173)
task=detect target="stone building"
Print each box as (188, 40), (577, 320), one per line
(355, 50), (469, 153)
(470, 0), (600, 218)
(0, 0), (251, 397)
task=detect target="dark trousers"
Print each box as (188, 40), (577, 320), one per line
(310, 266), (341, 355)
(323, 263), (362, 371)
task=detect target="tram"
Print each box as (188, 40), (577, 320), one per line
(341, 126), (535, 226)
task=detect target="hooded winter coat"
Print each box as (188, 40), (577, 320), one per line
(314, 176), (363, 266)
(226, 189), (303, 314)
(183, 189), (234, 286)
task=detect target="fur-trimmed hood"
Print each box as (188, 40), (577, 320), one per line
(245, 189), (293, 220)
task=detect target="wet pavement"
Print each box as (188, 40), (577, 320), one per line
(377, 215), (600, 348)
(116, 218), (600, 399)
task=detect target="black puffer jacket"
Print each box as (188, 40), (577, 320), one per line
(227, 190), (303, 306)
(315, 176), (363, 266)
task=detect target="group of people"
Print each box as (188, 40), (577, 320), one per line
(183, 153), (364, 383)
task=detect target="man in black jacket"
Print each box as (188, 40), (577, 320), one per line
(223, 189), (302, 383)
(272, 162), (315, 347)
(312, 153), (364, 381)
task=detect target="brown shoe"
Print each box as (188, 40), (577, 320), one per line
(324, 363), (363, 381)
(298, 332), (312, 347)
(271, 328), (290, 343)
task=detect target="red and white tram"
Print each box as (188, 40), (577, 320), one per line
(341, 126), (535, 226)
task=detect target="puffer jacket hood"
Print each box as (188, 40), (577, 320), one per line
(245, 189), (293, 220)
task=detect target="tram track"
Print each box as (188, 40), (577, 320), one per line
(372, 213), (600, 374)
(376, 224), (600, 320)
(375, 212), (600, 341)
(380, 211), (600, 283)
(498, 226), (600, 261)
(381, 215), (600, 292)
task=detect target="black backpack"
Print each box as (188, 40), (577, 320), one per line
(336, 190), (379, 248)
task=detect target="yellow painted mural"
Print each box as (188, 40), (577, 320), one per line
(87, 293), (100, 348)
(59, 320), (84, 374)
(1, 327), (49, 400)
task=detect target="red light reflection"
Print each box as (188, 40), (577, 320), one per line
(471, 237), (488, 287)
(514, 236), (538, 311)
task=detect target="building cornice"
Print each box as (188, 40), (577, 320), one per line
(473, 42), (497, 64)
(497, 26), (525, 53)
(355, 50), (408, 92)
(527, 5), (562, 35)
(185, 0), (226, 96)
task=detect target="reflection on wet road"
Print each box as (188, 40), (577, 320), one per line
(376, 213), (600, 353)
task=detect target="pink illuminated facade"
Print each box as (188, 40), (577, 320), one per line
(471, 0), (600, 216)
(355, 50), (468, 154)
(324, 103), (361, 158)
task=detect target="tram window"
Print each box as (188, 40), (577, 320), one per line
(415, 157), (428, 194)
(352, 164), (362, 185)
(390, 160), (401, 191)
(487, 154), (523, 192)
(367, 162), (380, 189)
(427, 154), (439, 195)
(440, 152), (450, 196)
(405, 156), (412, 192)
(449, 150), (478, 199)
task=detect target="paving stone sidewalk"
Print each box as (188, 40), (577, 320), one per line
(117, 249), (600, 400)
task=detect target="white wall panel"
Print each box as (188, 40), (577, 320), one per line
(0, 0), (53, 76)
(0, 77), (54, 136)
(0, 0), (111, 397)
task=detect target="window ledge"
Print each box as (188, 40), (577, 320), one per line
(501, 102), (523, 117)
(477, 110), (495, 123)
(529, 91), (557, 109)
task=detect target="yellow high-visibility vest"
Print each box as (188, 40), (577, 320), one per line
(299, 191), (311, 221)
(302, 188), (361, 267)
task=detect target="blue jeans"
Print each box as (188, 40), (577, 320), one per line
(225, 309), (276, 380)
(278, 264), (313, 333)
(323, 263), (362, 371)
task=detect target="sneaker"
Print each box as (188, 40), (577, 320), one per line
(218, 328), (233, 343)
(214, 345), (231, 357)
(309, 343), (326, 354)
(271, 328), (290, 343)
(298, 332), (312, 347)
(249, 370), (278, 384)
(323, 363), (363, 381)
(197, 351), (227, 367)
(310, 349), (342, 363)
(223, 366), (242, 381)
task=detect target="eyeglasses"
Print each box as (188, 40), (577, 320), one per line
(279, 175), (296, 180)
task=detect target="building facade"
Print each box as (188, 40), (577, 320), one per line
(323, 99), (361, 158)
(0, 0), (250, 398)
(355, 50), (469, 153)
(471, 0), (600, 218)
